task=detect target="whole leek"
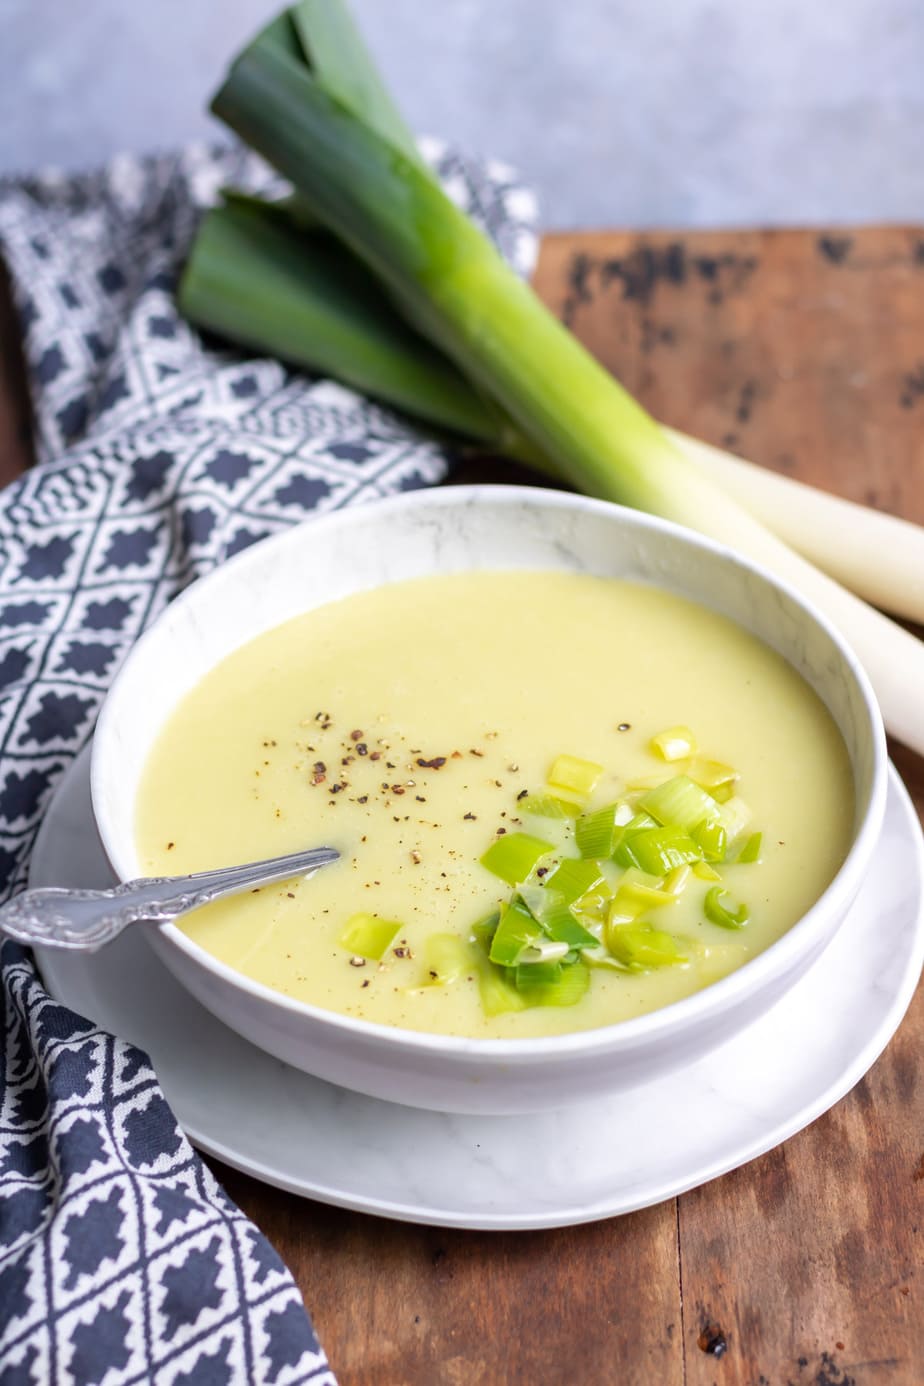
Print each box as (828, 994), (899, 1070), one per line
(202, 2), (924, 754)
(180, 192), (924, 626)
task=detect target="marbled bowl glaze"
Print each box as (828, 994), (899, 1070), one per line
(91, 487), (887, 1114)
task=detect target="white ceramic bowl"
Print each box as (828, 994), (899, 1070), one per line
(91, 486), (887, 1115)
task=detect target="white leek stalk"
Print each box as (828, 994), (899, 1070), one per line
(672, 429), (924, 626)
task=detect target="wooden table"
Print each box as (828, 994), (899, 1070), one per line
(2, 227), (922, 1385)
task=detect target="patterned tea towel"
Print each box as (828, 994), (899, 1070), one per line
(0, 141), (538, 1385)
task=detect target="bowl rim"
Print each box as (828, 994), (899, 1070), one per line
(91, 484), (888, 1060)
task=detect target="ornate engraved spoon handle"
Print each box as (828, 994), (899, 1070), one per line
(0, 846), (340, 952)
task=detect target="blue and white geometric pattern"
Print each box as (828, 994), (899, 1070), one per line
(0, 141), (538, 1383)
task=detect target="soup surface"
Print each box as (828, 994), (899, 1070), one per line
(135, 570), (854, 1037)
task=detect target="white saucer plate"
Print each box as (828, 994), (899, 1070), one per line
(31, 746), (924, 1231)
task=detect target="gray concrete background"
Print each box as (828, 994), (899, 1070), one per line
(2, 0), (922, 229)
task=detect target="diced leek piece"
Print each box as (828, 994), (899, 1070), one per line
(515, 959), (591, 1007)
(515, 958), (562, 986)
(515, 939), (571, 966)
(715, 795), (752, 844)
(515, 883), (558, 919)
(693, 861), (723, 882)
(339, 912), (402, 960)
(610, 868), (673, 917)
(737, 831), (763, 864)
(650, 725), (697, 761)
(516, 883), (599, 948)
(534, 892), (579, 936)
(686, 756), (738, 793)
(606, 906), (636, 929)
(613, 833), (642, 870)
(691, 816), (728, 863)
(575, 803), (624, 858)
(518, 793), (582, 819)
(639, 775), (721, 833)
(605, 921), (689, 970)
(629, 825), (703, 875)
(478, 961), (528, 1015)
(612, 810), (659, 868)
(480, 831), (554, 885)
(544, 905), (599, 948)
(571, 896), (612, 930)
(543, 858), (605, 906)
(423, 933), (474, 984)
(704, 886), (750, 929)
(488, 899), (545, 966)
(469, 908), (501, 943)
(547, 754), (603, 799)
(663, 864), (693, 897)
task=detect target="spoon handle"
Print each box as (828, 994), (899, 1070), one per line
(0, 846), (339, 952)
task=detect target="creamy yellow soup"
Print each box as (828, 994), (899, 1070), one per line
(135, 571), (854, 1038)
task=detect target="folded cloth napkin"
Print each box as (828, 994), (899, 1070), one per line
(0, 141), (538, 1385)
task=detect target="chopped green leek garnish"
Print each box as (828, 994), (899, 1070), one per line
(518, 793), (582, 819)
(663, 863), (693, 897)
(543, 858), (605, 906)
(610, 868), (673, 916)
(477, 961), (528, 1015)
(691, 816), (728, 862)
(516, 885), (598, 948)
(543, 905), (599, 949)
(715, 795), (752, 844)
(575, 802), (628, 858)
(605, 921), (689, 971)
(629, 824), (703, 876)
(515, 959), (591, 1007)
(423, 933), (474, 984)
(612, 836), (641, 870)
(547, 754), (603, 799)
(650, 725), (697, 761)
(514, 883), (555, 918)
(470, 909), (501, 943)
(704, 886), (750, 929)
(737, 831), (763, 864)
(479, 831), (554, 885)
(686, 757), (738, 793)
(339, 912), (402, 960)
(611, 811), (659, 868)
(418, 720), (761, 1013)
(639, 775), (721, 834)
(515, 958), (563, 986)
(488, 899), (545, 966)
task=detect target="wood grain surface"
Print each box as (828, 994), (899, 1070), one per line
(1, 226), (922, 1385)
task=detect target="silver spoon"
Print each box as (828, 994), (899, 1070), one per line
(0, 845), (340, 952)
